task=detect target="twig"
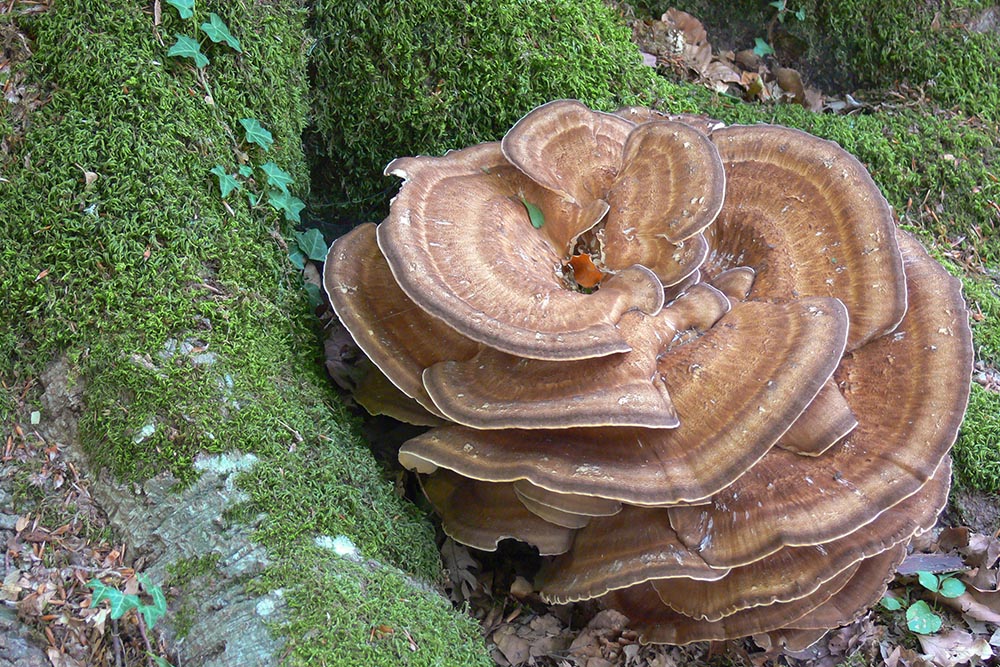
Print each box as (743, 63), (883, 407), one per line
(137, 614), (157, 667)
(111, 618), (124, 667)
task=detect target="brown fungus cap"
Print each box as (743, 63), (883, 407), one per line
(401, 296), (848, 505)
(325, 101), (973, 645)
(323, 222), (479, 416)
(512, 480), (622, 518)
(420, 284), (732, 430)
(609, 562), (861, 645)
(705, 124), (907, 351)
(612, 545), (905, 645)
(651, 457), (949, 621)
(668, 231), (972, 568)
(536, 505), (729, 604)
(420, 470), (574, 556)
(380, 141), (665, 361)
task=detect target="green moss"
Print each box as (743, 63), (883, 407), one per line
(815, 0), (1000, 121)
(234, 395), (442, 582)
(953, 384), (1000, 492)
(166, 553), (223, 638)
(309, 0), (693, 219)
(167, 552), (224, 587)
(253, 547), (492, 667)
(962, 274), (1000, 363)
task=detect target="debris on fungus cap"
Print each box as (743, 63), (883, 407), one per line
(322, 100), (974, 644)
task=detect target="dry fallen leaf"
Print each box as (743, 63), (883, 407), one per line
(918, 629), (993, 666)
(936, 587), (1000, 624)
(494, 625), (531, 665)
(509, 575), (533, 598)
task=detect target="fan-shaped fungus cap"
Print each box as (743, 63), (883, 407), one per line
(421, 471), (574, 556)
(667, 230), (972, 568)
(323, 222), (480, 416)
(649, 457), (950, 621)
(705, 125), (907, 351)
(610, 544), (906, 645)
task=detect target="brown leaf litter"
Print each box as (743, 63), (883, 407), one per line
(1, 387), (177, 666)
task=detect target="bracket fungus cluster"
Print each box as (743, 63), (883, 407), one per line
(323, 100), (973, 645)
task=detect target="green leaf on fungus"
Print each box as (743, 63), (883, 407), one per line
(521, 198), (545, 229)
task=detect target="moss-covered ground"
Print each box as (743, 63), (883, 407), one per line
(3, 0), (999, 664)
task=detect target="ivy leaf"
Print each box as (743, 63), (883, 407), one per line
(917, 571), (940, 592)
(166, 0), (194, 19)
(288, 249), (306, 270)
(752, 38), (775, 57)
(238, 165), (253, 178)
(200, 13), (242, 52)
(939, 577), (967, 598)
(521, 198), (545, 229)
(138, 574), (168, 628)
(268, 190), (305, 223)
(293, 229), (327, 262)
(261, 162), (294, 194)
(240, 118), (273, 151)
(167, 34), (209, 68)
(87, 579), (141, 620)
(304, 283), (323, 309)
(880, 595), (903, 611)
(139, 601), (166, 628)
(906, 600), (943, 634)
(795, 7), (807, 21)
(209, 166), (240, 199)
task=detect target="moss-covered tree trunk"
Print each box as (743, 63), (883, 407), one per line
(0, 3), (491, 665)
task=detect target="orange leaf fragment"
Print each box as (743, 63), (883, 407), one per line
(567, 254), (605, 289)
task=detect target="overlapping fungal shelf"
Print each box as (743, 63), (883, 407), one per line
(323, 100), (973, 646)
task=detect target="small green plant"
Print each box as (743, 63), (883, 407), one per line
(200, 13), (242, 52)
(289, 229), (328, 307)
(167, 34), (209, 68)
(768, 0), (806, 24)
(163, 3), (306, 223)
(240, 118), (274, 151)
(754, 1), (806, 57)
(880, 571), (966, 634)
(166, 0), (194, 20)
(752, 37), (775, 57)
